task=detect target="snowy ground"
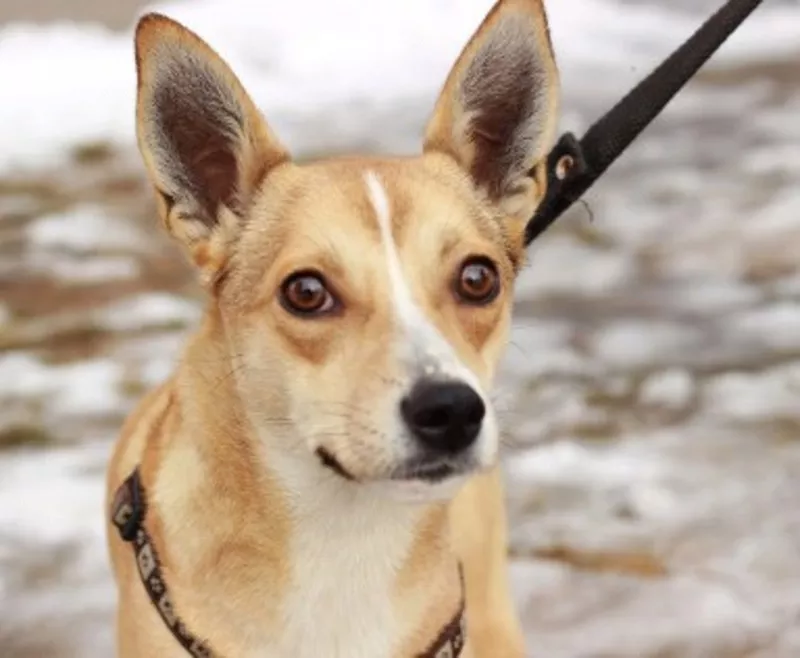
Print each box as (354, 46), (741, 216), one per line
(1, 0), (800, 656)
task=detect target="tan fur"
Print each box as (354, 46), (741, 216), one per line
(106, 1), (560, 656)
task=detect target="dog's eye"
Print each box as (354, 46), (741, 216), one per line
(280, 271), (336, 316)
(454, 257), (500, 305)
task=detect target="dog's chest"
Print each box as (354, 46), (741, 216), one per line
(248, 493), (419, 658)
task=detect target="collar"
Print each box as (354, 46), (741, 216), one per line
(111, 467), (466, 658)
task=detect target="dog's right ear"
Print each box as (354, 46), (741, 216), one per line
(424, 0), (559, 236)
(134, 13), (289, 285)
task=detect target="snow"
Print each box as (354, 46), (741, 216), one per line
(591, 320), (703, 370)
(0, 23), (134, 173)
(96, 292), (202, 332)
(0, 443), (110, 546)
(519, 235), (634, 297)
(639, 369), (696, 411)
(27, 254), (141, 283)
(733, 302), (800, 351)
(703, 365), (800, 422)
(508, 439), (668, 494)
(0, 352), (124, 417)
(27, 205), (147, 251)
(0, 444), (116, 655)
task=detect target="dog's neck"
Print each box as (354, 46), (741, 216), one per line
(148, 310), (464, 657)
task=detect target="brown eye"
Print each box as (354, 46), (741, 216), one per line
(455, 257), (500, 305)
(280, 271), (336, 316)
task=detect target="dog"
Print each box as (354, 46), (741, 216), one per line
(105, 0), (559, 655)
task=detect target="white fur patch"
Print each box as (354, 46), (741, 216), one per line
(252, 447), (420, 658)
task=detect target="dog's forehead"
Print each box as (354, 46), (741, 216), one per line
(234, 155), (510, 305)
(272, 156), (500, 253)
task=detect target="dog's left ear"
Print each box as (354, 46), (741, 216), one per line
(424, 0), (559, 225)
(134, 13), (290, 286)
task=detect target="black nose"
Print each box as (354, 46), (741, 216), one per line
(400, 380), (485, 454)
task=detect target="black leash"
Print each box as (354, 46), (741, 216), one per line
(525, 0), (766, 246)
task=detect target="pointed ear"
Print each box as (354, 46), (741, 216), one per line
(134, 13), (289, 285)
(424, 0), (559, 224)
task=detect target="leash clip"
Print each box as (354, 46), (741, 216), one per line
(550, 132), (587, 184)
(525, 132), (587, 245)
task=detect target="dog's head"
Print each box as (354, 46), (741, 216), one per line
(134, 0), (559, 499)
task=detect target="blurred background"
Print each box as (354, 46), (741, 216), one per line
(1, 0), (799, 656)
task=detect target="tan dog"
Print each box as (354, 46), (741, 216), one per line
(105, 0), (559, 656)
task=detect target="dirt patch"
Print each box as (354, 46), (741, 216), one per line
(0, 423), (55, 450)
(0, 0), (147, 31)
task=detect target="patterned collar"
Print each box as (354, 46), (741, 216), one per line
(111, 467), (466, 658)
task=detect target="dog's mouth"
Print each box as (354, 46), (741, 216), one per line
(315, 447), (356, 481)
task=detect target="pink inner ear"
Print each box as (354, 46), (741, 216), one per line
(460, 15), (550, 200)
(151, 62), (244, 226)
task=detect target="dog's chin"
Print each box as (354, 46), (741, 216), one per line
(368, 473), (471, 503)
(315, 447), (480, 503)
(389, 457), (474, 483)
(379, 461), (478, 502)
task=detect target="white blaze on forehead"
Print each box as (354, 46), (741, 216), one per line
(363, 170), (479, 389)
(363, 169), (498, 468)
(363, 171), (415, 324)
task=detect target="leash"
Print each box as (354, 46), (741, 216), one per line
(525, 0), (766, 246)
(111, 468), (467, 657)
